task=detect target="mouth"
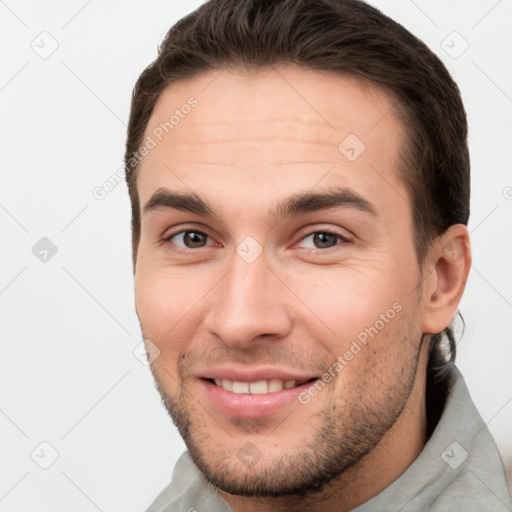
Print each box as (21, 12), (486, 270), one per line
(203, 377), (317, 394)
(199, 376), (320, 418)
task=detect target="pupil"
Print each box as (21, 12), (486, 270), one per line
(314, 232), (337, 248)
(184, 231), (206, 248)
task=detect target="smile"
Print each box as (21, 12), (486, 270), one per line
(208, 378), (315, 394)
(200, 377), (319, 418)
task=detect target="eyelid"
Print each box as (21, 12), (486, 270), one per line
(162, 224), (353, 251)
(296, 222), (353, 240)
(163, 222), (212, 240)
(163, 226), (217, 249)
(295, 229), (351, 250)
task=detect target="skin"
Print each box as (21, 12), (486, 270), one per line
(133, 66), (471, 512)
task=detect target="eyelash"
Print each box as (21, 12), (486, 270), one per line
(162, 228), (350, 252)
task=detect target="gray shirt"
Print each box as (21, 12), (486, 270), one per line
(147, 365), (511, 511)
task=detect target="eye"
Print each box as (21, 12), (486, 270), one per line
(164, 230), (212, 249)
(298, 231), (347, 249)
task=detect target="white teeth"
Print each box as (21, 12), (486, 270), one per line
(268, 379), (284, 392)
(232, 381), (250, 393)
(212, 378), (300, 394)
(221, 379), (233, 392)
(249, 380), (268, 394)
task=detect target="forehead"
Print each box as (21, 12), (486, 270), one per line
(136, 66), (407, 217)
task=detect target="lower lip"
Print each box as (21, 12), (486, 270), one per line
(200, 379), (316, 418)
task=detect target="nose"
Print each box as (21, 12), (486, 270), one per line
(203, 250), (293, 349)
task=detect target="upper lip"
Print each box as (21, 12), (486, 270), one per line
(196, 366), (318, 383)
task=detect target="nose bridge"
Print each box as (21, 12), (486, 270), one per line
(206, 249), (291, 347)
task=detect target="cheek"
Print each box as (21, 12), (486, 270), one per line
(134, 266), (202, 356)
(135, 270), (170, 333)
(333, 298), (421, 404)
(283, 265), (404, 342)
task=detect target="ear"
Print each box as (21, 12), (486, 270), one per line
(422, 224), (472, 335)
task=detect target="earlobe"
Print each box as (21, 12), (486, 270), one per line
(422, 224), (472, 335)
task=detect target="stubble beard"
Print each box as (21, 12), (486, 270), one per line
(149, 340), (422, 499)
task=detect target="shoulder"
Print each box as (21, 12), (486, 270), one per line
(145, 451), (232, 512)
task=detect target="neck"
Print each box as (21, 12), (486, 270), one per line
(219, 341), (430, 512)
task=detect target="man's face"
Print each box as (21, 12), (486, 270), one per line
(134, 66), (428, 497)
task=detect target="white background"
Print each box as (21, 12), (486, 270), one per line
(1, 1), (511, 510)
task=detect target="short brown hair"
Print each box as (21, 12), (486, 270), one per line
(124, 0), (470, 369)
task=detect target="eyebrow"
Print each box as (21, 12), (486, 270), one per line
(142, 186), (378, 221)
(143, 188), (216, 217)
(271, 186), (377, 220)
